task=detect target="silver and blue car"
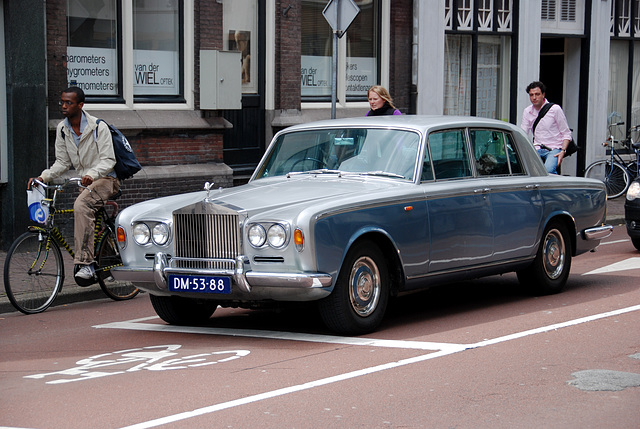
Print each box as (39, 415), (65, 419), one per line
(111, 116), (613, 335)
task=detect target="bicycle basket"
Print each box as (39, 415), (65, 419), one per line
(27, 187), (49, 224)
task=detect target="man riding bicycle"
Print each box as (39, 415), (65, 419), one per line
(28, 87), (120, 281)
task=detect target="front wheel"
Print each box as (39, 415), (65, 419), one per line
(150, 294), (218, 325)
(318, 241), (389, 335)
(631, 238), (640, 252)
(517, 221), (572, 295)
(3, 231), (64, 314)
(585, 160), (630, 199)
(96, 229), (139, 300)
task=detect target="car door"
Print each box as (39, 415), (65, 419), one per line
(469, 129), (543, 260)
(423, 128), (494, 273)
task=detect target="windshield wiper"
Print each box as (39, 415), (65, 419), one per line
(355, 171), (406, 179)
(287, 169), (341, 177)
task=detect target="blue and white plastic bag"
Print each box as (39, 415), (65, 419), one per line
(27, 187), (49, 224)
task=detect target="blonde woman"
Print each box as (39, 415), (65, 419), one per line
(366, 85), (401, 116)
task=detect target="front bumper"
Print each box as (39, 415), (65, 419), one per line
(111, 252), (333, 300)
(625, 198), (640, 239)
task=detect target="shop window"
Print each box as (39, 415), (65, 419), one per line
(301, 0), (380, 101)
(222, 0), (258, 94)
(66, 0), (184, 103)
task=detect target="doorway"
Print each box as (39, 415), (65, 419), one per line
(221, 0), (265, 181)
(539, 38), (566, 105)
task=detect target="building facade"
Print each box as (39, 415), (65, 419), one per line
(1, 0), (638, 249)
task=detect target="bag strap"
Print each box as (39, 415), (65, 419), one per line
(532, 102), (554, 135)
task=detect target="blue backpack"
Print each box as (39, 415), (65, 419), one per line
(94, 119), (142, 180)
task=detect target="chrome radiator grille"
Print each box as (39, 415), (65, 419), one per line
(173, 212), (240, 270)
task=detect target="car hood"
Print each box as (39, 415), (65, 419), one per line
(119, 175), (410, 223)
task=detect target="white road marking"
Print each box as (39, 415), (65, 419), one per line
(103, 304), (640, 429)
(94, 321), (464, 352)
(599, 239), (630, 246)
(582, 257), (640, 275)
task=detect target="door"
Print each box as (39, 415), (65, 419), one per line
(425, 129), (494, 273)
(221, 0), (265, 175)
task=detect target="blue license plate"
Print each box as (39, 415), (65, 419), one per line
(168, 275), (231, 294)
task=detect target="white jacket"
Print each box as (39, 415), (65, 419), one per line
(40, 111), (116, 182)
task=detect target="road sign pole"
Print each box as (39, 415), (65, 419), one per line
(331, 30), (337, 119)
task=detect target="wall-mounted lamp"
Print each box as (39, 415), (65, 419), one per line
(283, 5), (292, 16)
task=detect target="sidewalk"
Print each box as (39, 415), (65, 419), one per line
(0, 197), (628, 314)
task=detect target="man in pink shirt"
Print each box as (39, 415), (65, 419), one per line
(521, 81), (572, 174)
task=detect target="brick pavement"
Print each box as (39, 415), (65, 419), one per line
(0, 197), (628, 314)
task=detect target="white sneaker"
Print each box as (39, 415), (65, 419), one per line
(75, 264), (95, 280)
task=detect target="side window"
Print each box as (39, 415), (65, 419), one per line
(427, 130), (472, 180)
(470, 129), (510, 176)
(505, 133), (524, 174)
(470, 129), (524, 176)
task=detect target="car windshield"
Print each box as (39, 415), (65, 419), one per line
(254, 128), (421, 181)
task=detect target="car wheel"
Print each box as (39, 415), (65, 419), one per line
(632, 238), (640, 251)
(517, 221), (572, 294)
(150, 294), (218, 325)
(318, 241), (389, 335)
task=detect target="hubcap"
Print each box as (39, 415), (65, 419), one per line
(349, 256), (380, 317)
(543, 228), (565, 279)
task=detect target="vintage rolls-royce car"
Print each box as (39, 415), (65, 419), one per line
(112, 116), (613, 335)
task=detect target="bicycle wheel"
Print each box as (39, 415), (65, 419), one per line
(3, 231), (64, 314)
(96, 229), (139, 300)
(584, 160), (630, 199)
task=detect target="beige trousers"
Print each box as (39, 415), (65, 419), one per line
(73, 176), (120, 265)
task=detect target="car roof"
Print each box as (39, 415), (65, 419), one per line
(281, 115), (519, 135)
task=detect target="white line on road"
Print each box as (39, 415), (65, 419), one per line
(583, 257), (640, 275)
(95, 320), (465, 352)
(106, 304), (640, 429)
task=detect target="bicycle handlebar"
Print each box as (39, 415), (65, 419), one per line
(31, 177), (91, 192)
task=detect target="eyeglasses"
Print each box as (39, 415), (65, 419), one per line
(58, 100), (76, 106)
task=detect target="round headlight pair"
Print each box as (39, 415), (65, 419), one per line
(247, 223), (287, 248)
(627, 181), (640, 201)
(132, 222), (170, 246)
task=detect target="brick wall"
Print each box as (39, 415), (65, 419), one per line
(390, 0), (414, 113)
(46, 0), (69, 122)
(275, 0), (302, 110)
(130, 133), (224, 166)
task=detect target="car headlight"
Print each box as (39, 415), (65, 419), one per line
(152, 223), (170, 245)
(132, 223), (151, 245)
(267, 224), (287, 248)
(248, 224), (267, 247)
(627, 181), (640, 201)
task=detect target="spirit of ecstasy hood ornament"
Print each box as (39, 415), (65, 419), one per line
(203, 181), (214, 200)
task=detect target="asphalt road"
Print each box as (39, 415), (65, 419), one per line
(1, 224), (638, 429)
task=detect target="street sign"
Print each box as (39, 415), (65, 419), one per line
(322, 0), (360, 38)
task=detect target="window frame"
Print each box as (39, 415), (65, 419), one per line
(85, 0), (194, 110)
(301, 0), (389, 109)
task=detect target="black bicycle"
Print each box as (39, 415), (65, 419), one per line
(585, 122), (640, 199)
(3, 178), (139, 314)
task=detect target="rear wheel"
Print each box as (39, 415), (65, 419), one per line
(585, 160), (630, 199)
(318, 240), (389, 335)
(517, 221), (572, 294)
(3, 231), (64, 314)
(150, 294), (218, 325)
(96, 230), (139, 300)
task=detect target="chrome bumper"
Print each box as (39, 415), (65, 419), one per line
(112, 252), (333, 293)
(583, 224), (613, 241)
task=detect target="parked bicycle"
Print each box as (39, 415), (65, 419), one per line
(3, 178), (139, 314)
(585, 122), (640, 199)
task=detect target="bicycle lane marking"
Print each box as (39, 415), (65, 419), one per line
(97, 304), (640, 429)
